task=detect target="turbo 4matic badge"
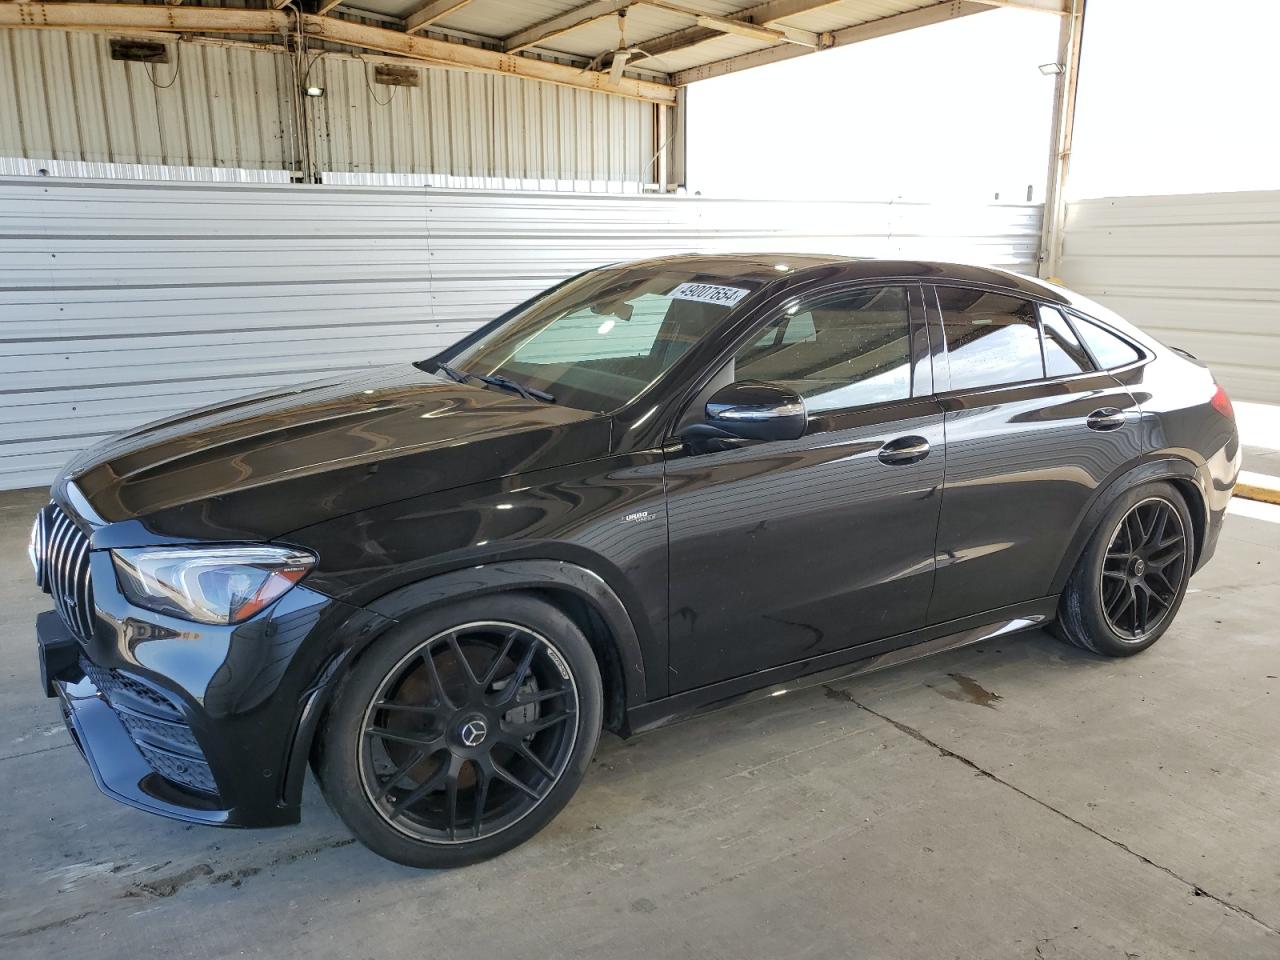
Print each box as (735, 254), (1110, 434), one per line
(669, 282), (751, 307)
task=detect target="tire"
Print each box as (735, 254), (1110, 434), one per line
(317, 592), (603, 868)
(1054, 481), (1195, 657)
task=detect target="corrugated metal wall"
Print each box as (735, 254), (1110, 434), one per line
(0, 176), (1042, 490)
(313, 57), (655, 186)
(0, 32), (297, 171)
(1059, 191), (1280, 403)
(0, 30), (657, 186)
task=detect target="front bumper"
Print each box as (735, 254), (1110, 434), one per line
(37, 559), (393, 828)
(42, 611), (234, 824)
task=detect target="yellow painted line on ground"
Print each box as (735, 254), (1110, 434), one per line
(1236, 470), (1280, 505)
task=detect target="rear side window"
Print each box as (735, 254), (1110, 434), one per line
(735, 286), (913, 413)
(1074, 317), (1143, 369)
(1040, 306), (1093, 377)
(936, 288), (1043, 391)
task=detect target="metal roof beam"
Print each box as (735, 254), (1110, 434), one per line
(404, 0), (474, 36)
(671, 1), (992, 84)
(0, 2), (677, 103)
(504, 0), (634, 53)
(504, 0), (821, 58)
(630, 0), (839, 66)
(645, 2), (789, 43)
(970, 0), (1068, 13)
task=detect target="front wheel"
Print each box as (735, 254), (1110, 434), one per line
(317, 593), (603, 867)
(1055, 481), (1195, 657)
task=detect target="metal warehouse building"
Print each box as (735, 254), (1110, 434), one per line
(0, 0), (1274, 493)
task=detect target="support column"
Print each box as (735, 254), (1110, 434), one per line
(668, 87), (687, 191)
(1039, 0), (1086, 280)
(656, 100), (669, 190)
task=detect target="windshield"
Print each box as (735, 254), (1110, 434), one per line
(440, 267), (758, 413)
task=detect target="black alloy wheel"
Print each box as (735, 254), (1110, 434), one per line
(1054, 481), (1195, 657)
(1098, 497), (1188, 642)
(319, 593), (602, 867)
(358, 621), (579, 843)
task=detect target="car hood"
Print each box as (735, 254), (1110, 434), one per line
(61, 365), (609, 544)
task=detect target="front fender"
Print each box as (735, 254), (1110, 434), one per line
(284, 558), (653, 811)
(366, 558), (650, 709)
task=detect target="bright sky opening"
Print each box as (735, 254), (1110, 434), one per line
(686, 1), (1280, 203)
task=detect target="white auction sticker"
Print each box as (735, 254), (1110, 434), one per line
(669, 282), (752, 307)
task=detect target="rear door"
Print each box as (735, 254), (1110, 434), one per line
(663, 283), (945, 693)
(926, 284), (1144, 625)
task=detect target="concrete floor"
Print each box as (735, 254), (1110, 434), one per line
(1, 485), (1278, 960)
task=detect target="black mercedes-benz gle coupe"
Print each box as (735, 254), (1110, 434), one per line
(30, 255), (1239, 867)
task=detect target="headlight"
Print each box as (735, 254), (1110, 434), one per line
(111, 546), (315, 625)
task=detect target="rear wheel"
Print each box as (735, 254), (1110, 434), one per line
(318, 593), (602, 867)
(1055, 482), (1194, 656)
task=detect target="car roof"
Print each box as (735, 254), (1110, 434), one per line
(617, 253), (1071, 305)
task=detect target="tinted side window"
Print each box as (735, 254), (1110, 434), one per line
(735, 286), (912, 413)
(937, 288), (1043, 391)
(1074, 316), (1143, 369)
(1040, 306), (1093, 377)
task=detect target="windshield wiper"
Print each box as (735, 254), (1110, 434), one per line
(472, 373), (556, 404)
(425, 360), (474, 385)
(423, 360), (554, 403)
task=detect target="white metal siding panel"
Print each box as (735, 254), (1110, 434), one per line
(0, 30), (657, 186)
(1059, 191), (1280, 403)
(1, 29), (296, 170)
(0, 176), (1041, 490)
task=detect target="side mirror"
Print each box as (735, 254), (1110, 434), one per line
(703, 380), (806, 443)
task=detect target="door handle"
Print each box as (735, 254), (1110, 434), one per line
(1086, 407), (1127, 431)
(878, 435), (931, 465)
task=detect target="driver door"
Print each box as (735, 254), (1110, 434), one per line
(663, 284), (945, 693)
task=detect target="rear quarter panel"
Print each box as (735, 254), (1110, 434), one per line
(1063, 290), (1240, 567)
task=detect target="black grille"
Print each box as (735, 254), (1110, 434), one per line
(35, 503), (96, 644)
(135, 745), (219, 795)
(82, 660), (183, 720)
(80, 657), (219, 799)
(115, 710), (202, 755)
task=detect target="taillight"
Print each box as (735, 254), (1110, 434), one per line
(1210, 384), (1234, 421)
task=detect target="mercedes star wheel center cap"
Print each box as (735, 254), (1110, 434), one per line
(459, 718), (488, 748)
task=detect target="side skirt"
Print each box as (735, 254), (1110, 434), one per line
(624, 597), (1058, 735)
